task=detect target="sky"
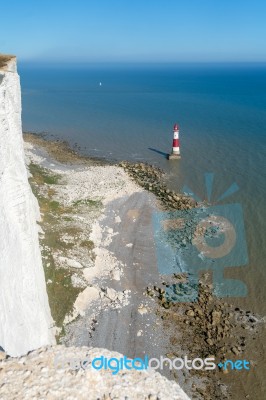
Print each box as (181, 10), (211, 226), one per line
(0, 0), (265, 63)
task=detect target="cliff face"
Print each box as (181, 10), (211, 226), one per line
(0, 56), (55, 356)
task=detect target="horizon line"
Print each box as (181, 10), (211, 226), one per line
(18, 60), (266, 65)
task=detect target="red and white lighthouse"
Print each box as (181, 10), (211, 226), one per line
(168, 123), (181, 159)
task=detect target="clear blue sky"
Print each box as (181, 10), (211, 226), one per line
(0, 0), (265, 63)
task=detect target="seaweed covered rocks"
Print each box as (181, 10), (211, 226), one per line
(119, 162), (196, 210)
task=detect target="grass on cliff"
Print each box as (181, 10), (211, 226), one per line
(28, 163), (84, 338)
(72, 198), (102, 208)
(29, 163), (61, 185)
(43, 250), (82, 328)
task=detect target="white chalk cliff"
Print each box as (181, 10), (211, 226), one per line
(0, 56), (55, 356)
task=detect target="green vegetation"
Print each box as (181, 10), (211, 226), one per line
(73, 198), (102, 208)
(80, 239), (96, 260)
(80, 240), (94, 250)
(29, 163), (61, 185)
(44, 230), (75, 250)
(64, 226), (83, 236)
(29, 164), (73, 223)
(28, 163), (83, 338)
(43, 250), (82, 328)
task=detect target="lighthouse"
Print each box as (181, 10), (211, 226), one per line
(168, 123), (181, 159)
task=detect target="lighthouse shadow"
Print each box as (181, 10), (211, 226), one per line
(148, 148), (168, 159)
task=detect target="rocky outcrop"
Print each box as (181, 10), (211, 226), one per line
(119, 162), (196, 210)
(0, 345), (191, 400)
(0, 55), (55, 356)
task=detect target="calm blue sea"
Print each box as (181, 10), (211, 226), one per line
(20, 63), (266, 316)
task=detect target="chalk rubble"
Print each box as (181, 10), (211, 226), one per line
(0, 345), (191, 400)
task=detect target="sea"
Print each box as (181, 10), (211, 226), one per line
(20, 62), (266, 396)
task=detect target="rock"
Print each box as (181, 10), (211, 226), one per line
(138, 305), (148, 315)
(115, 215), (121, 223)
(211, 310), (222, 325)
(59, 257), (84, 269)
(74, 286), (100, 313)
(111, 269), (121, 281)
(186, 310), (195, 317)
(148, 395), (158, 400)
(117, 292), (124, 302)
(196, 388), (205, 396)
(196, 309), (204, 317)
(231, 346), (240, 355)
(0, 351), (7, 360)
(206, 339), (214, 346)
(222, 368), (229, 374)
(106, 288), (117, 301)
